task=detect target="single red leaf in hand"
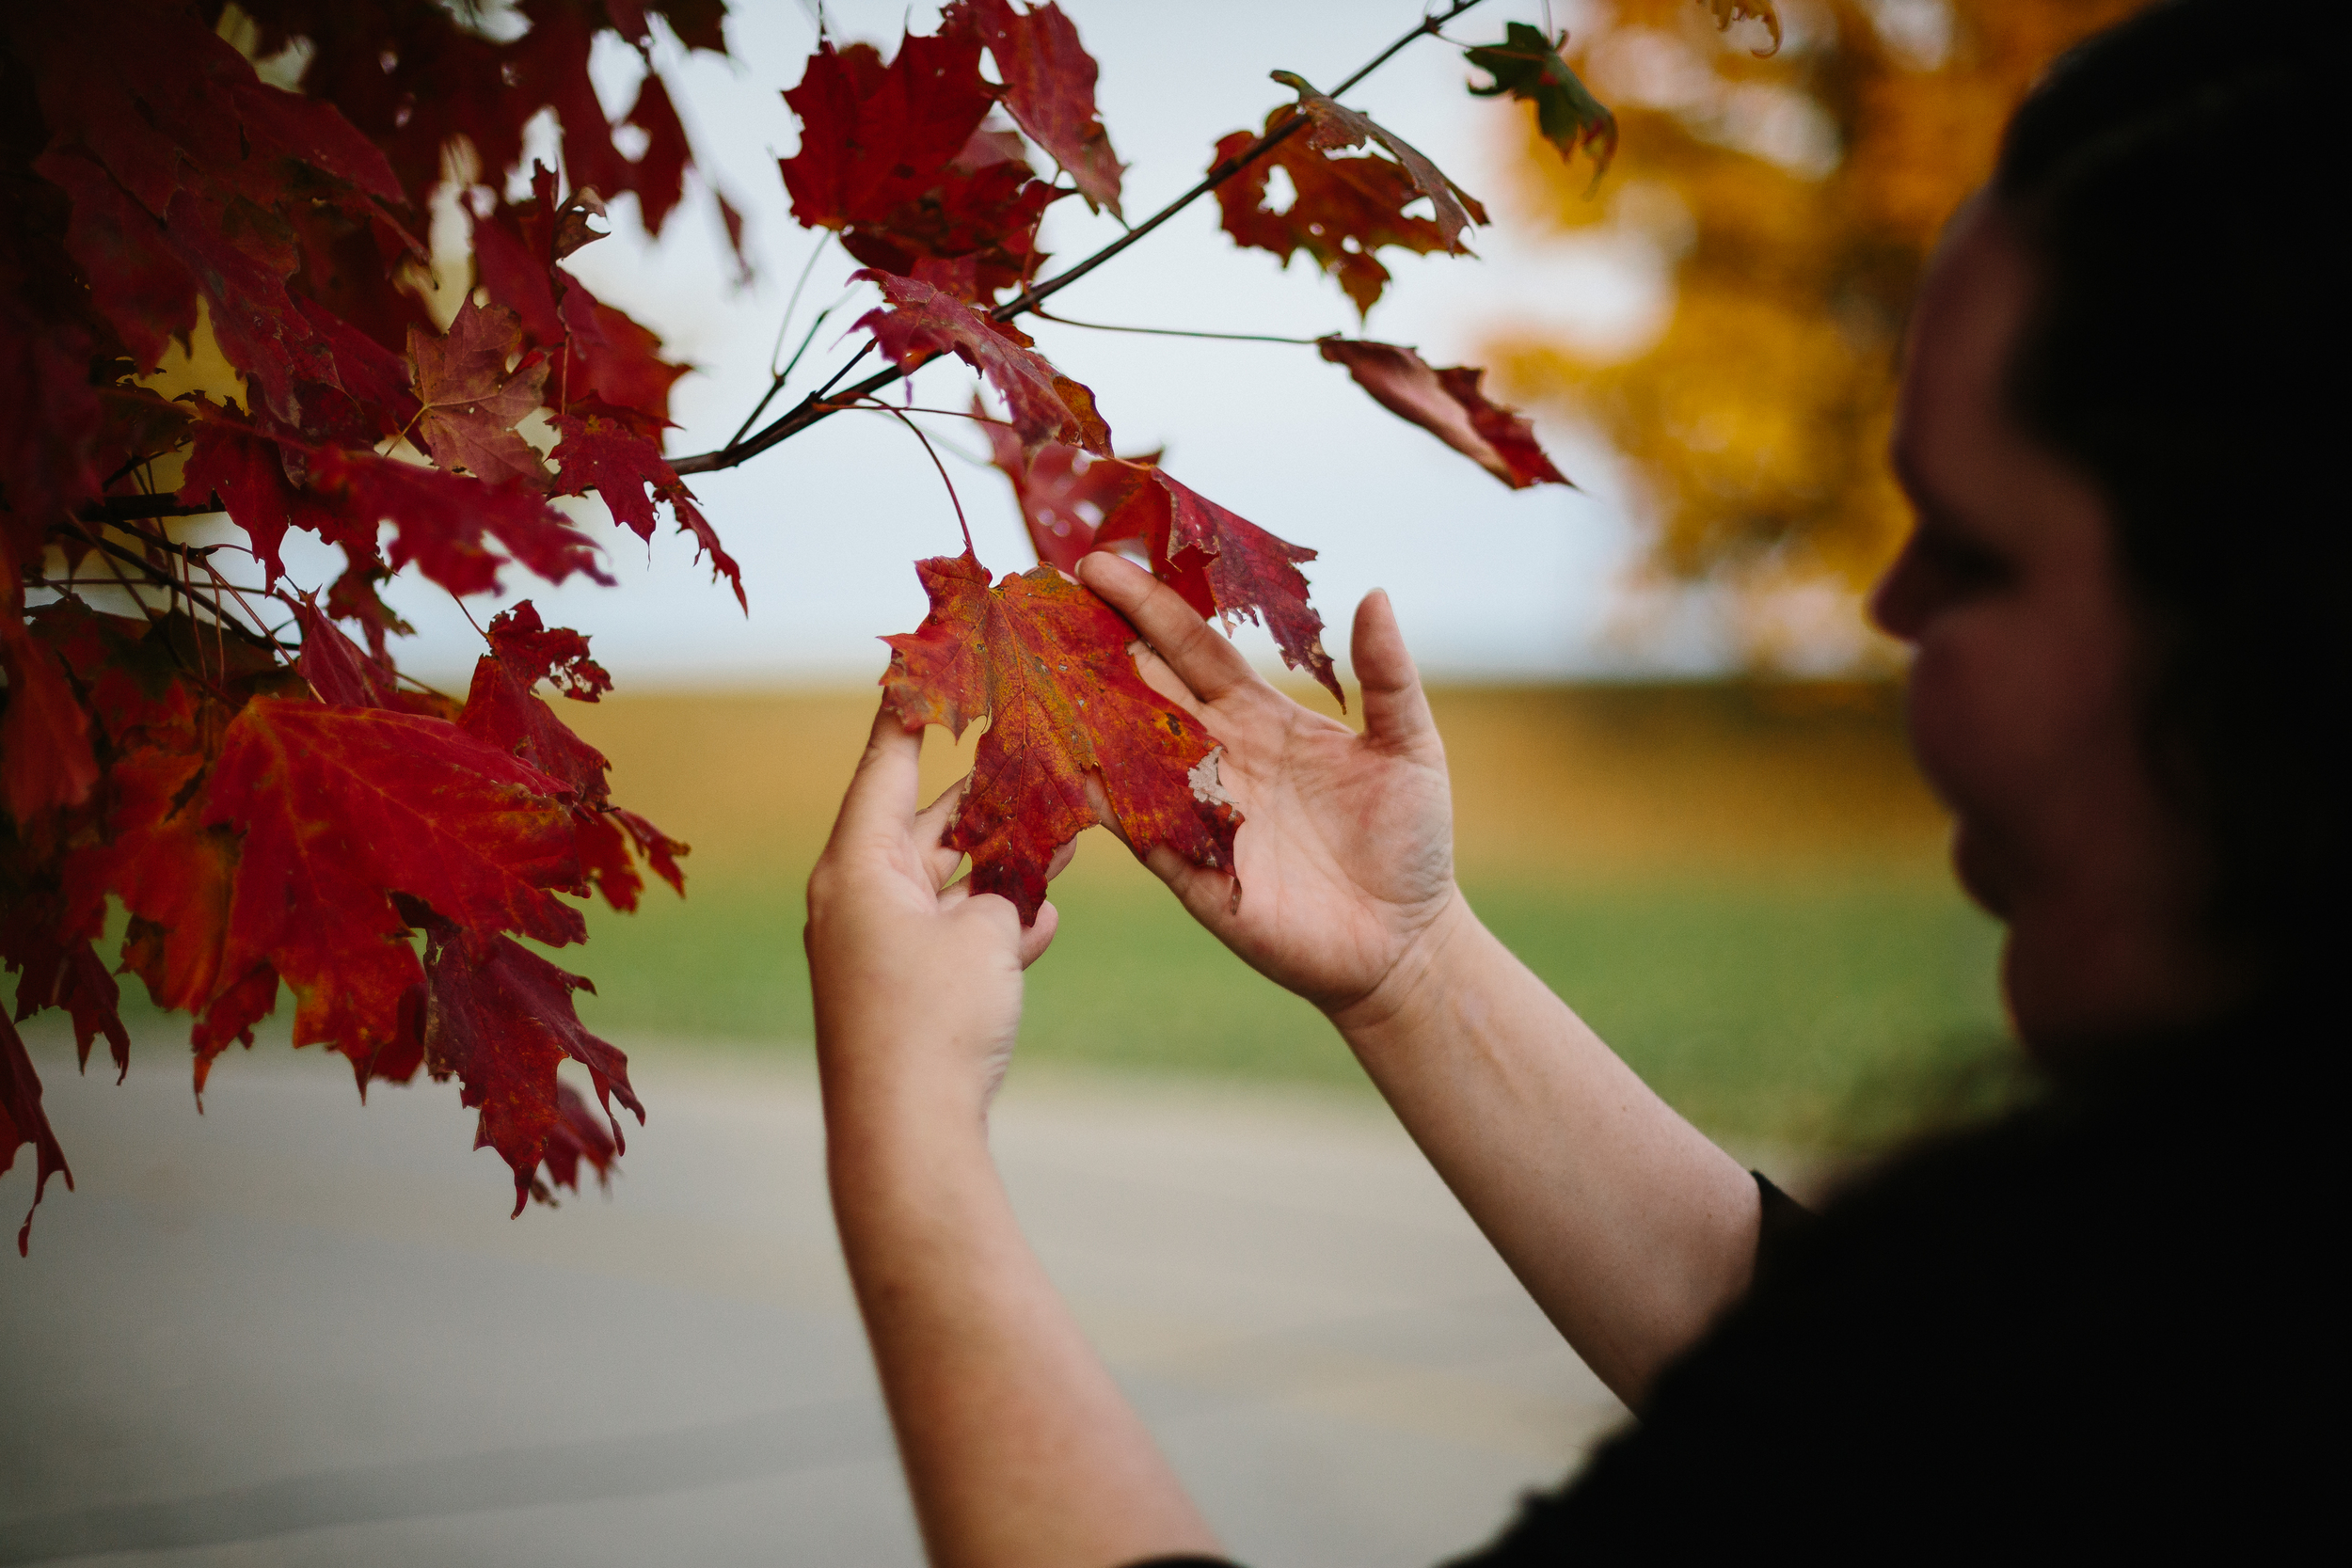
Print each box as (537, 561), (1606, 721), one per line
(408, 298), (552, 488)
(419, 921), (643, 1216)
(203, 697), (586, 1079)
(882, 553), (1239, 924)
(979, 435), (1339, 701)
(1213, 116), (1462, 317)
(1317, 339), (1570, 490)
(855, 271), (1109, 454)
(1272, 72), (1486, 254)
(2, 1012), (72, 1257)
(1094, 467), (1340, 704)
(952, 0), (1124, 218)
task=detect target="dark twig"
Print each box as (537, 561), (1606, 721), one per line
(667, 0), (1488, 478)
(59, 524), (290, 651)
(77, 493), (224, 525)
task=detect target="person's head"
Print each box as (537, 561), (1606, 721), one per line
(1869, 0), (2340, 1052)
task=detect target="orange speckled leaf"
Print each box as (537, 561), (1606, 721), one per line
(881, 553), (1238, 924)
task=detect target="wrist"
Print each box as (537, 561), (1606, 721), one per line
(1324, 886), (1485, 1049)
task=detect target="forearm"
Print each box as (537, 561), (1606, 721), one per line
(1331, 893), (1761, 1407)
(824, 1072), (1217, 1568)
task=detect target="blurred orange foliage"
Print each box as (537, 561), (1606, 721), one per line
(1486, 0), (2140, 666)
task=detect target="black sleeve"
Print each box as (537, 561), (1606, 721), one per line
(1751, 1168), (1812, 1281)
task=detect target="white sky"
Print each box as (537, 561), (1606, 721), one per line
(334, 0), (1751, 689)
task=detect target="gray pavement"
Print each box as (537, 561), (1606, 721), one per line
(1, 1028), (1631, 1566)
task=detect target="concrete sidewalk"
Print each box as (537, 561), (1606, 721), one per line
(2, 1031), (1633, 1567)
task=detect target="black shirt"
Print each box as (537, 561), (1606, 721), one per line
(1149, 1001), (2337, 1563)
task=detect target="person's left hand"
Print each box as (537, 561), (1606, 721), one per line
(804, 706), (1064, 1119)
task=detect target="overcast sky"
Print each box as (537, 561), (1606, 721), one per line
(329, 0), (1749, 689)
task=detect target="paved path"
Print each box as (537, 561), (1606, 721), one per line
(2, 1031), (1635, 1567)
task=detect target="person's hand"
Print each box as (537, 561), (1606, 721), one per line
(804, 706), (1064, 1118)
(1075, 551), (1460, 1025)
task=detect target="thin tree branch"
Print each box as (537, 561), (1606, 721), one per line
(667, 0), (1488, 478)
(1031, 309), (1325, 345)
(58, 524), (291, 651)
(76, 493), (223, 525)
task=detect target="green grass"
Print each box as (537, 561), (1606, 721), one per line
(567, 862), (2010, 1149)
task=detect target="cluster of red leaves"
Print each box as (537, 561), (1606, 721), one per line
(770, 8), (1571, 919)
(1, 0), (724, 1246)
(781, 0), (1122, 306)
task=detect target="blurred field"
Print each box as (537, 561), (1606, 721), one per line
(555, 681), (2009, 1149)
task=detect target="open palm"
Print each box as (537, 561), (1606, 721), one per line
(1075, 553), (1459, 1019)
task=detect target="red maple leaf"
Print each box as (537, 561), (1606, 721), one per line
(0, 611), (99, 825)
(977, 436), (1339, 702)
(780, 26), (1065, 300)
(1273, 73), (1486, 255)
(977, 402), (1156, 572)
(1, 1011), (72, 1257)
(203, 697), (586, 1083)
(882, 553), (1240, 924)
(458, 602), (615, 806)
(548, 410), (747, 610)
(780, 32), (999, 232)
(855, 271), (1110, 455)
(1213, 107), (1474, 316)
(418, 917), (644, 1216)
(309, 444), (610, 599)
(1317, 339), (1570, 490)
(408, 298), (553, 489)
(174, 415), (346, 588)
(292, 594), (402, 709)
(952, 0), (1124, 218)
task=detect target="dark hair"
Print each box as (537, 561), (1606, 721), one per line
(1994, 0), (2345, 978)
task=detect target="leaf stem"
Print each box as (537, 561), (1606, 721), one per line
(849, 398), (977, 559)
(665, 0), (1489, 478)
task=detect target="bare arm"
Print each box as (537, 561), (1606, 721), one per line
(1078, 552), (1760, 1405)
(806, 710), (1219, 1568)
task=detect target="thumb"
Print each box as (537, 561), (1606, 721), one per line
(1352, 589), (1437, 751)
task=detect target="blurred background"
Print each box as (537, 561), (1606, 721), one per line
(4, 3), (2140, 1564)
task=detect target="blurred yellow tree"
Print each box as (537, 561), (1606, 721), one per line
(1486, 0), (2140, 666)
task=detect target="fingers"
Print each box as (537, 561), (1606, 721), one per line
(1143, 844), (1240, 933)
(829, 702), (925, 849)
(914, 775), (969, 889)
(1077, 552), (1260, 705)
(1351, 589), (1438, 752)
(937, 875), (1059, 967)
(1018, 899), (1059, 969)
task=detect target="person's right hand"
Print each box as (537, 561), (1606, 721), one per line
(1075, 551), (1461, 1024)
